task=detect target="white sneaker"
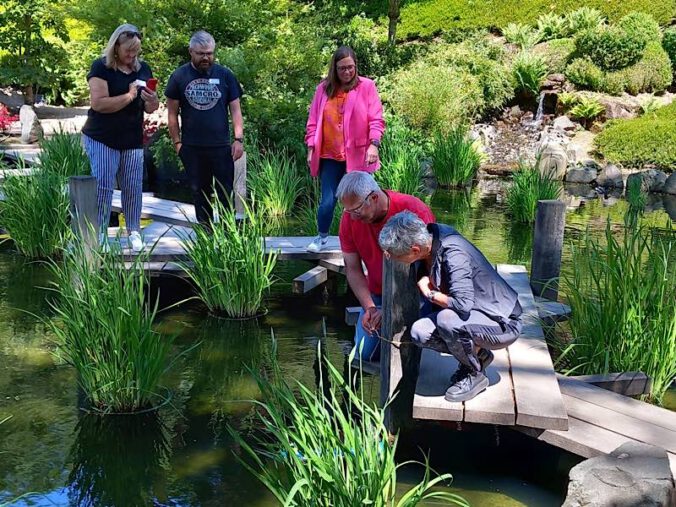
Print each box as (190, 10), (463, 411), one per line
(129, 231), (144, 252)
(99, 233), (110, 254)
(306, 235), (328, 253)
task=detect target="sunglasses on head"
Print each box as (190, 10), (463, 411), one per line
(119, 30), (142, 41)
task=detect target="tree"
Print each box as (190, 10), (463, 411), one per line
(388, 0), (401, 46)
(0, 0), (69, 104)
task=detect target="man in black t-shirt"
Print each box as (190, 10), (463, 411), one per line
(165, 30), (244, 224)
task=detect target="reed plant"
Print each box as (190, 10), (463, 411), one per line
(560, 217), (676, 405)
(375, 116), (426, 198)
(47, 239), (173, 413)
(626, 176), (647, 221)
(180, 197), (277, 318)
(506, 160), (562, 223)
(39, 131), (90, 177)
(431, 128), (481, 188)
(228, 343), (469, 507)
(0, 165), (70, 258)
(247, 148), (304, 219)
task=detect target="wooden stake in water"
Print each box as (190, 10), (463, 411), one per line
(530, 200), (566, 300)
(68, 175), (99, 264)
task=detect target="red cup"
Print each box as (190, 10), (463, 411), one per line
(147, 78), (158, 92)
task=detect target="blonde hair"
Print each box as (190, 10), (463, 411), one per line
(102, 23), (142, 71)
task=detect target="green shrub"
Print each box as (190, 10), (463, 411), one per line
(506, 160), (562, 223)
(502, 23), (542, 49)
(39, 131), (91, 178)
(595, 101), (676, 168)
(512, 51), (548, 97)
(560, 218), (676, 405)
(663, 27), (676, 80)
(180, 198), (277, 318)
(0, 166), (70, 259)
(47, 241), (173, 413)
(608, 41), (673, 94)
(566, 57), (604, 90)
(565, 7), (606, 35)
(431, 128), (482, 188)
(600, 72), (627, 95)
(575, 25), (646, 71)
(569, 95), (605, 128)
(617, 12), (662, 46)
(229, 343), (469, 506)
(557, 91), (580, 111)
(537, 13), (569, 41)
(532, 38), (576, 73)
(247, 148), (304, 219)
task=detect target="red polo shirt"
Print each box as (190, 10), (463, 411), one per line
(339, 190), (435, 295)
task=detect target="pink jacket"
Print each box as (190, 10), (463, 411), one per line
(305, 77), (385, 177)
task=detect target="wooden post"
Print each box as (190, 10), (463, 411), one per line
(69, 176), (99, 256)
(380, 256), (421, 434)
(530, 200), (566, 300)
(234, 151), (247, 216)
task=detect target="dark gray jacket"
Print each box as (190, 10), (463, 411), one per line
(426, 223), (521, 324)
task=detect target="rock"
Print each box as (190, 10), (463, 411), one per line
(19, 105), (43, 143)
(553, 115), (577, 132)
(663, 173), (676, 195)
(548, 73), (565, 83)
(537, 142), (568, 180)
(596, 164), (624, 189)
(507, 105), (522, 119)
(521, 111), (534, 122)
(627, 169), (668, 193)
(566, 130), (595, 165)
(663, 194), (676, 220)
(563, 442), (675, 507)
(566, 166), (598, 184)
(566, 183), (597, 198)
(596, 94), (640, 120)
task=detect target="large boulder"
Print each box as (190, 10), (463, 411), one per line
(596, 94), (640, 120)
(19, 105), (43, 143)
(663, 173), (676, 195)
(563, 442), (675, 507)
(565, 164), (598, 184)
(566, 130), (595, 166)
(626, 169), (668, 193)
(537, 141), (568, 180)
(553, 115), (577, 133)
(596, 164), (624, 189)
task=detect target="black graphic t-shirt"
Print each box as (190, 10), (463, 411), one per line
(165, 63), (243, 147)
(82, 58), (153, 150)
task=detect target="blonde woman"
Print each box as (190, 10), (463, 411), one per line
(81, 23), (159, 251)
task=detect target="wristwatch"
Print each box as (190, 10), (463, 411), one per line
(370, 139), (380, 148)
(234, 137), (244, 144)
(427, 290), (438, 302)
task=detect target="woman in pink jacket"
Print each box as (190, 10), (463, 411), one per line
(305, 46), (385, 252)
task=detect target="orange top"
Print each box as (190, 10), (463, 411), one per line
(320, 90), (347, 161)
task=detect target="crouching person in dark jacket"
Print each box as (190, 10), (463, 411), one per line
(378, 211), (523, 402)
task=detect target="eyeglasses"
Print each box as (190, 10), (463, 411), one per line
(192, 51), (214, 58)
(345, 191), (374, 215)
(120, 30), (142, 41)
(337, 64), (355, 72)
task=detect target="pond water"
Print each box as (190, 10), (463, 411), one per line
(0, 183), (673, 506)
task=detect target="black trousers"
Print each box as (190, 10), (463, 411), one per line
(179, 144), (234, 224)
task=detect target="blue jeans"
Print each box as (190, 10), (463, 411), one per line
(354, 294), (382, 361)
(317, 159), (346, 234)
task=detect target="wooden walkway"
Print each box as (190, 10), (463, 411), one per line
(412, 264), (569, 430)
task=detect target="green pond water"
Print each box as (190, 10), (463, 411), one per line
(0, 185), (673, 506)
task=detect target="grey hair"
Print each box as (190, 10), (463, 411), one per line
(378, 211), (432, 257)
(336, 171), (381, 201)
(189, 31), (216, 49)
(102, 24), (142, 71)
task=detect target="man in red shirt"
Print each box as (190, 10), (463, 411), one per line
(337, 172), (435, 361)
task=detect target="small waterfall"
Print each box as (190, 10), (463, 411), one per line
(534, 92), (545, 123)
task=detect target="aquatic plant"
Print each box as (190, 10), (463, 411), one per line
(228, 342), (469, 507)
(375, 116), (426, 198)
(39, 131), (90, 178)
(561, 217), (676, 405)
(431, 128), (481, 188)
(47, 238), (174, 413)
(180, 197), (277, 318)
(0, 164), (70, 259)
(625, 176), (647, 221)
(247, 148), (304, 218)
(506, 160), (562, 223)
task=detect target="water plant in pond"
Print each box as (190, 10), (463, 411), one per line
(228, 343), (469, 507)
(560, 217), (676, 405)
(180, 197), (277, 318)
(0, 165), (70, 259)
(431, 128), (481, 188)
(47, 239), (173, 413)
(626, 176), (647, 221)
(39, 130), (90, 177)
(506, 160), (562, 223)
(248, 148), (304, 218)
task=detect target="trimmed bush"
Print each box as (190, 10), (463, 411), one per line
(575, 25), (646, 71)
(607, 41), (673, 95)
(617, 12), (662, 46)
(512, 51), (548, 97)
(663, 27), (676, 80)
(566, 57), (604, 90)
(532, 38), (576, 73)
(595, 101), (676, 168)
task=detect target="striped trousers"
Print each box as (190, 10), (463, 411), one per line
(82, 135), (143, 234)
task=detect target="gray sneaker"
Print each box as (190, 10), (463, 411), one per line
(445, 370), (489, 402)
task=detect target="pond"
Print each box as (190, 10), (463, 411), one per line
(0, 182), (674, 506)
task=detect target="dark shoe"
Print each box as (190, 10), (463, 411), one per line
(445, 371), (489, 402)
(477, 348), (494, 372)
(449, 364), (472, 386)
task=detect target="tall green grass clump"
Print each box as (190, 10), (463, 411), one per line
(39, 131), (90, 177)
(248, 148), (304, 218)
(181, 198), (277, 318)
(561, 218), (676, 405)
(431, 128), (481, 188)
(375, 116), (426, 198)
(506, 160), (562, 223)
(228, 343), (469, 507)
(0, 165), (70, 258)
(47, 240), (173, 413)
